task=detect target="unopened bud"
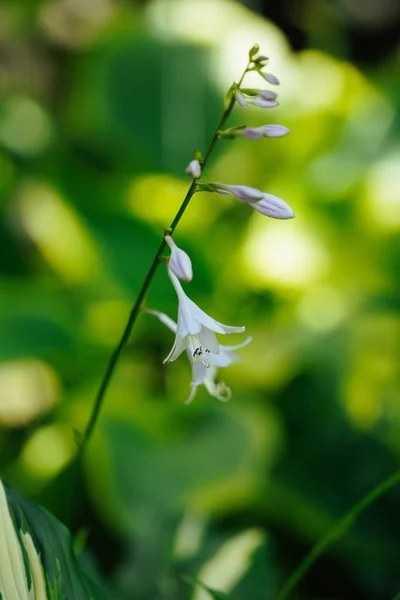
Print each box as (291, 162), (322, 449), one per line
(165, 235), (193, 282)
(249, 44), (260, 60)
(235, 89), (248, 107)
(261, 72), (280, 85)
(185, 159), (201, 178)
(253, 193), (294, 219)
(211, 183), (264, 203)
(243, 125), (291, 139)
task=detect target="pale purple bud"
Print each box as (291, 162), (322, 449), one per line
(186, 159), (201, 178)
(243, 125), (290, 140)
(246, 96), (279, 109)
(261, 72), (280, 85)
(235, 90), (248, 107)
(253, 194), (294, 219)
(165, 235), (193, 282)
(211, 183), (264, 203)
(259, 90), (278, 101)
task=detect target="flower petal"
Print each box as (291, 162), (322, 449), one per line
(199, 326), (219, 354)
(146, 309), (178, 334)
(163, 333), (189, 363)
(185, 383), (200, 405)
(219, 336), (252, 353)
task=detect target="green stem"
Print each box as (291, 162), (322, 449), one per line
(79, 63), (250, 451)
(274, 469), (400, 600)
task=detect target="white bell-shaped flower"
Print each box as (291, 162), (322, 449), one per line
(164, 271), (245, 365)
(147, 309), (251, 404)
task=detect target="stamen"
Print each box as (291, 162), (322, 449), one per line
(192, 345), (211, 366)
(201, 348), (211, 368)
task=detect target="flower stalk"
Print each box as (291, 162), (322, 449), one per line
(79, 59), (252, 452)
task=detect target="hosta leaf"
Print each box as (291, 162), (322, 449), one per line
(184, 577), (232, 600)
(0, 478), (107, 600)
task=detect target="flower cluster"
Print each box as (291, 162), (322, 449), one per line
(148, 48), (294, 404)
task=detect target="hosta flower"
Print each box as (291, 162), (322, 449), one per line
(186, 158), (201, 178)
(210, 182), (294, 219)
(147, 309), (251, 404)
(187, 337), (252, 404)
(165, 235), (193, 282)
(164, 270), (245, 365)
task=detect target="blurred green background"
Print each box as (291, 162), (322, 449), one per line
(1, 0), (400, 598)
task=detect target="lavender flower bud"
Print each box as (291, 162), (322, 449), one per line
(259, 90), (278, 101)
(243, 125), (291, 139)
(246, 96), (279, 109)
(261, 72), (280, 85)
(211, 183), (264, 203)
(165, 235), (193, 282)
(253, 193), (294, 219)
(235, 89), (248, 107)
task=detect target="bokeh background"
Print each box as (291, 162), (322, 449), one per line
(1, 0), (400, 598)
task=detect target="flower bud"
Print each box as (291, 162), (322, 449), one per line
(249, 97), (279, 109)
(235, 89), (248, 107)
(243, 125), (291, 139)
(185, 159), (201, 178)
(211, 183), (264, 203)
(252, 193), (294, 219)
(249, 44), (260, 60)
(254, 55), (268, 65)
(259, 90), (278, 101)
(261, 72), (280, 85)
(241, 88), (278, 101)
(165, 235), (193, 282)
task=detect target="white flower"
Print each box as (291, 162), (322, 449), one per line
(164, 270), (245, 365)
(186, 159), (201, 178)
(165, 235), (193, 282)
(147, 309), (251, 404)
(187, 337), (252, 404)
(210, 182), (294, 219)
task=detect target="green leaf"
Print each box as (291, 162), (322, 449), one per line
(0, 478), (107, 600)
(182, 576), (232, 600)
